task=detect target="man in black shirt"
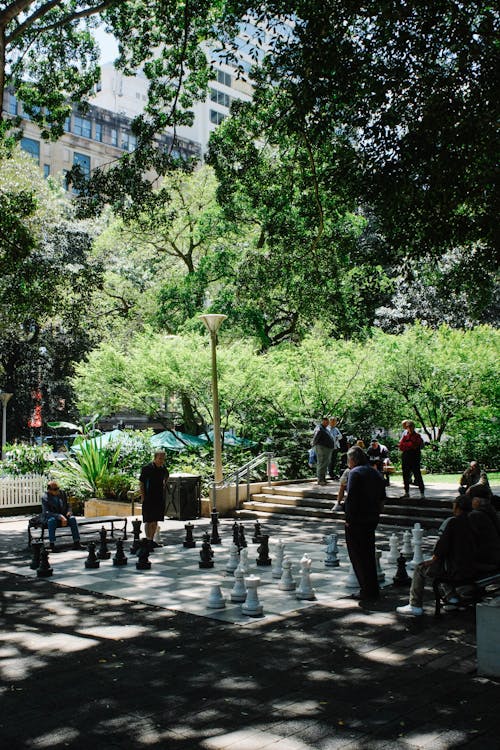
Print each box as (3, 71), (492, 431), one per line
(344, 446), (386, 603)
(139, 451), (169, 547)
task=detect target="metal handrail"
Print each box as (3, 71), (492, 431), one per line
(212, 451), (274, 510)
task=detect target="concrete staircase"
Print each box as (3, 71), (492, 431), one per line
(237, 479), (457, 530)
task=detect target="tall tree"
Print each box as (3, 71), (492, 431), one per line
(216, 1), (498, 266)
(0, 144), (103, 437)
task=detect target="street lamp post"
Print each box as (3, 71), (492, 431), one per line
(0, 392), (13, 460)
(200, 314), (226, 515)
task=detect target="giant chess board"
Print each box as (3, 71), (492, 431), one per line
(8, 522), (434, 625)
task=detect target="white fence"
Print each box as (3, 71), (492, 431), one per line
(0, 474), (47, 509)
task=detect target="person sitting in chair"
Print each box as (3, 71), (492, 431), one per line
(41, 481), (83, 551)
(396, 496), (477, 617)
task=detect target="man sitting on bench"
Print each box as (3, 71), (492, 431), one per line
(396, 496), (477, 617)
(41, 481), (83, 551)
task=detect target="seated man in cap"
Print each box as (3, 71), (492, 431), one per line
(41, 481), (83, 551)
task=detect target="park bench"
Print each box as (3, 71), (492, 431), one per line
(27, 515), (128, 548)
(433, 569), (500, 616)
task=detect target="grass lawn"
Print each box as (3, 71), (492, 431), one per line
(424, 472), (500, 485)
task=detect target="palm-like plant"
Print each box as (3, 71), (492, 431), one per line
(53, 440), (121, 497)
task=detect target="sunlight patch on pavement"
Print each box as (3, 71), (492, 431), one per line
(362, 647), (406, 665)
(76, 624), (148, 640)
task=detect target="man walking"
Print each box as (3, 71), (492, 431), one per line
(311, 417), (336, 486)
(344, 445), (386, 603)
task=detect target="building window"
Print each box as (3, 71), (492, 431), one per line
(217, 70), (232, 87)
(111, 128), (118, 146)
(20, 137), (40, 163)
(94, 122), (103, 142)
(210, 88), (231, 108)
(64, 116), (71, 133)
(73, 152), (91, 177)
(209, 110), (226, 125)
(43, 164), (50, 178)
(74, 115), (92, 138)
(8, 92), (18, 115)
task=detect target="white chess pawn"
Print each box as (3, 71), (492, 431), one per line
(225, 543), (240, 574)
(401, 529), (413, 558)
(387, 533), (399, 564)
(296, 553), (316, 600)
(278, 557), (296, 591)
(375, 549), (385, 582)
(230, 565), (247, 603)
(408, 523), (424, 569)
(242, 575), (263, 616)
(207, 584), (226, 609)
(272, 539), (285, 579)
(239, 547), (250, 574)
(345, 563), (360, 590)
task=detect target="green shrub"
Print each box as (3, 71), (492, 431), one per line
(1, 443), (52, 475)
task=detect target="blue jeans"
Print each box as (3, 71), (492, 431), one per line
(47, 516), (80, 543)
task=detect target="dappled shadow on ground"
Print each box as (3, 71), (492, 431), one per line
(0, 570), (498, 750)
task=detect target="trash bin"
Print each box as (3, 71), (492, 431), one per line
(165, 473), (201, 520)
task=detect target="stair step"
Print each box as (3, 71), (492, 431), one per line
(239, 500), (443, 529)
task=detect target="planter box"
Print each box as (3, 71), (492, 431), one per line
(84, 498), (142, 518)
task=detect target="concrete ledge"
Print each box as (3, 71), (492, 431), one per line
(476, 598), (500, 676)
(84, 498), (142, 517)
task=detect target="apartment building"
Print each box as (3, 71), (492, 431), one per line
(3, 86), (201, 184)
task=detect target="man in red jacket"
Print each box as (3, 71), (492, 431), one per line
(399, 419), (425, 500)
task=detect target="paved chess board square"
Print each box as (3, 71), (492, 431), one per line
(4, 530), (429, 625)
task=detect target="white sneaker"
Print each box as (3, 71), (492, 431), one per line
(396, 604), (423, 617)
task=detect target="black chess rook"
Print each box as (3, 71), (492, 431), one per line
(183, 522), (196, 548)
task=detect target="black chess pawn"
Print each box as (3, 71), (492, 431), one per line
(85, 541), (100, 569)
(237, 524), (247, 550)
(256, 534), (272, 566)
(209, 508), (221, 545)
(183, 522), (196, 549)
(30, 541), (42, 571)
(199, 533), (214, 569)
(37, 547), (53, 578)
(97, 526), (111, 560)
(252, 521), (262, 544)
(136, 539), (152, 570)
(113, 538), (128, 567)
(130, 518), (142, 554)
(393, 553), (411, 586)
(232, 521), (240, 546)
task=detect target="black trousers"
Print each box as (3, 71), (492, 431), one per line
(345, 522), (379, 599)
(402, 452), (424, 493)
(328, 450), (339, 477)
